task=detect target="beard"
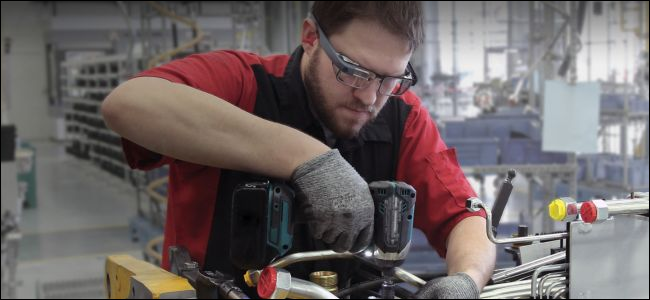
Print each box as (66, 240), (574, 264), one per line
(304, 50), (380, 139)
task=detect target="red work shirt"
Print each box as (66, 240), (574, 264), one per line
(121, 47), (485, 271)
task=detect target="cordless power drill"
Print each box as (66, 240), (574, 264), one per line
(368, 181), (416, 299)
(368, 181), (417, 268)
(230, 180), (416, 272)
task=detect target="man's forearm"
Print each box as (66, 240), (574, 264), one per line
(102, 77), (329, 179)
(445, 216), (496, 290)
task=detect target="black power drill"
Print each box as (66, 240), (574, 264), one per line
(368, 181), (416, 299)
(229, 180), (416, 275)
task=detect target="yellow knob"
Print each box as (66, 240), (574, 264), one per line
(243, 270), (256, 287)
(548, 199), (567, 221)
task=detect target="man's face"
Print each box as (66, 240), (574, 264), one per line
(303, 19), (412, 139)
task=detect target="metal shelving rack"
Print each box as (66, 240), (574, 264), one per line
(594, 82), (650, 192)
(60, 54), (141, 181)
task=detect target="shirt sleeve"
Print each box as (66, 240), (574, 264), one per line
(120, 51), (259, 170)
(396, 93), (486, 258)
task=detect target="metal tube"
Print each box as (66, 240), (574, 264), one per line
(270, 251), (427, 288)
(551, 288), (567, 299)
(246, 251), (355, 286)
(492, 253), (566, 283)
(270, 250), (355, 268)
(481, 285), (532, 298)
(545, 280), (568, 299)
(605, 200), (649, 215)
(603, 199), (648, 205)
(508, 1), (572, 104)
(482, 279), (532, 292)
(467, 198), (568, 244)
(538, 273), (566, 298)
(252, 251), (426, 289)
(481, 277), (565, 298)
(481, 278), (565, 299)
(393, 267), (426, 287)
(482, 290), (532, 299)
(531, 264), (568, 298)
(581, 199), (649, 223)
(288, 277), (338, 299)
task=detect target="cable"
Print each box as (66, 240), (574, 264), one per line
(393, 283), (416, 299)
(145, 234), (164, 264)
(146, 176), (168, 204)
(145, 1), (205, 68)
(334, 279), (387, 298)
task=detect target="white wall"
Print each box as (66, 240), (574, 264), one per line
(1, 2), (52, 140)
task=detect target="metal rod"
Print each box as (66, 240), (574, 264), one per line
(481, 285), (532, 298)
(551, 287), (567, 299)
(545, 280), (568, 299)
(531, 264), (568, 298)
(606, 199), (649, 215)
(246, 250), (356, 286)
(538, 273), (566, 298)
(270, 250), (355, 268)
(482, 279), (532, 292)
(509, 1), (573, 104)
(288, 277), (338, 299)
(249, 250), (427, 290)
(393, 267), (426, 287)
(482, 290), (532, 299)
(467, 198), (569, 244)
(492, 252), (566, 283)
(481, 278), (565, 299)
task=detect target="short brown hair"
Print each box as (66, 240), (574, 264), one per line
(311, 1), (424, 51)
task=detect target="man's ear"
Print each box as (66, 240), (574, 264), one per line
(301, 19), (319, 57)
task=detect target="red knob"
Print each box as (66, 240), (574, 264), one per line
(581, 201), (597, 223)
(257, 267), (278, 299)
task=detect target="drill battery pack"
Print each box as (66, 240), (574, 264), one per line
(230, 181), (294, 270)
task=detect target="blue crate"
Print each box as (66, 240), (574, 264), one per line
(445, 138), (499, 166)
(500, 139), (528, 164)
(487, 117), (540, 140)
(508, 119), (542, 140)
(604, 160), (650, 188)
(488, 122), (511, 140)
(577, 158), (587, 181)
(443, 112), (543, 143)
(447, 118), (541, 140)
(578, 154), (650, 186)
(595, 154), (622, 180)
(536, 151), (569, 164)
(601, 94), (650, 111)
(491, 106), (538, 117)
(555, 182), (621, 201)
(444, 122), (465, 139)
(577, 154), (613, 181)
(500, 139), (568, 164)
(463, 121), (491, 138)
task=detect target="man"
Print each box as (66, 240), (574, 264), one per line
(102, 2), (495, 298)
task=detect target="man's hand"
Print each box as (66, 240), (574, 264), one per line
(291, 149), (374, 253)
(414, 273), (480, 299)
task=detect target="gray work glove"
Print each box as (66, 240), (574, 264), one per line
(415, 273), (480, 299)
(291, 149), (374, 253)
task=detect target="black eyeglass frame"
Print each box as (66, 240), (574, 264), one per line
(309, 13), (418, 96)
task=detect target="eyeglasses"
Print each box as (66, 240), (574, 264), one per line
(310, 13), (418, 96)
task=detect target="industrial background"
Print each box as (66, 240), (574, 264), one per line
(1, 1), (648, 299)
